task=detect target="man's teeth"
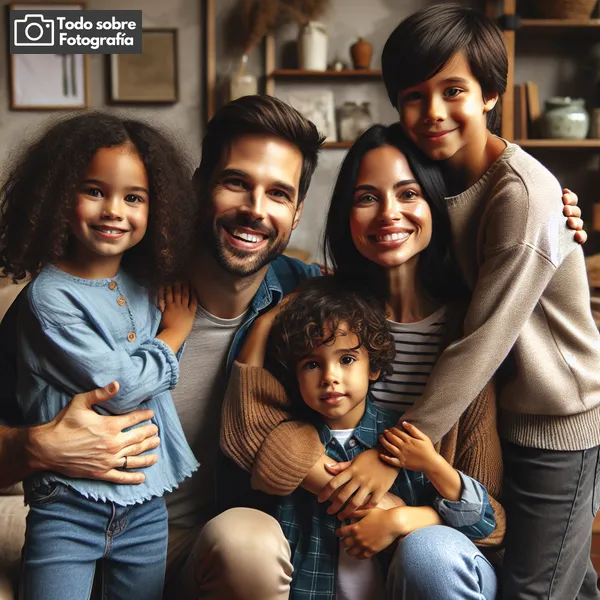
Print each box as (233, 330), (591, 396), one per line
(232, 229), (263, 243)
(376, 232), (409, 242)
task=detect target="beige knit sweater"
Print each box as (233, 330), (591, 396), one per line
(221, 362), (505, 549)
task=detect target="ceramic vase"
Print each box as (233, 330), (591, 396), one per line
(542, 97), (589, 139)
(350, 37), (373, 70)
(298, 21), (328, 71)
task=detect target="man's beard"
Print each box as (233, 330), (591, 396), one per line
(208, 213), (292, 277)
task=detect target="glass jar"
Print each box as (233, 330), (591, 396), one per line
(542, 97), (589, 140)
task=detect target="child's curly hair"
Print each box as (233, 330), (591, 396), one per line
(268, 276), (395, 416)
(0, 112), (198, 287)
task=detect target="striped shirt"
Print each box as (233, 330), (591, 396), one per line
(371, 307), (446, 413)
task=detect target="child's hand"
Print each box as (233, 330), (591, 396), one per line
(336, 508), (401, 559)
(379, 422), (439, 473)
(319, 447), (400, 519)
(159, 282), (197, 338)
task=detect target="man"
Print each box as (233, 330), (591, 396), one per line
(0, 95), (323, 600)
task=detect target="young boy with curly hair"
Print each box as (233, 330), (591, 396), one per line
(260, 277), (497, 600)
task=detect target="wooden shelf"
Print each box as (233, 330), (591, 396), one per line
(516, 139), (600, 148)
(519, 18), (600, 28)
(323, 141), (352, 149)
(269, 69), (382, 79)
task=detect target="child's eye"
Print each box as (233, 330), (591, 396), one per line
(340, 355), (356, 365)
(444, 87), (462, 98)
(125, 194), (144, 204)
(84, 187), (103, 198)
(400, 91), (422, 103)
(303, 361), (319, 371)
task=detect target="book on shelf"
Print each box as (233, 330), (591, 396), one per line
(525, 81), (541, 138)
(514, 83), (528, 140)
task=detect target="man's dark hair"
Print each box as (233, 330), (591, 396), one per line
(269, 276), (395, 418)
(381, 3), (508, 132)
(323, 123), (469, 306)
(193, 95), (324, 205)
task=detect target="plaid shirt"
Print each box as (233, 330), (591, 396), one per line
(276, 398), (496, 600)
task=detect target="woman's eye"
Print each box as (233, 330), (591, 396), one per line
(355, 193), (378, 205)
(401, 189), (419, 201)
(125, 194), (143, 204)
(340, 355), (356, 365)
(445, 87), (462, 98)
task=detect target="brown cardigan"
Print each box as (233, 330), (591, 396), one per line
(221, 360), (506, 550)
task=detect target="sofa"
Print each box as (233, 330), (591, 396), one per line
(0, 279), (27, 600)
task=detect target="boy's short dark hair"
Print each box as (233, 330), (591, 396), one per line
(193, 95), (324, 205)
(381, 3), (508, 132)
(268, 276), (395, 417)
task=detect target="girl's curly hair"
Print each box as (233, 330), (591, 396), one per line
(268, 276), (395, 416)
(0, 112), (198, 287)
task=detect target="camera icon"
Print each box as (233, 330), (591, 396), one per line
(14, 14), (55, 46)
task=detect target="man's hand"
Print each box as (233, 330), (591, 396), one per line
(27, 382), (160, 484)
(320, 448), (400, 519)
(562, 188), (586, 244)
(378, 422), (437, 472)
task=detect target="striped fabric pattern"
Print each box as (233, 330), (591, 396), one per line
(371, 307), (446, 412)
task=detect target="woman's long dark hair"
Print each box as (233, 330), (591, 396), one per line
(323, 123), (468, 305)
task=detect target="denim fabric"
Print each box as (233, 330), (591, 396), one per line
(17, 265), (198, 506)
(387, 525), (497, 600)
(21, 482), (168, 600)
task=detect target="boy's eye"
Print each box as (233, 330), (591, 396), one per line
(303, 361), (318, 371)
(400, 91), (422, 103)
(444, 87), (462, 98)
(340, 355), (356, 365)
(125, 194), (144, 204)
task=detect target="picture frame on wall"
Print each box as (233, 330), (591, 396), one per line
(286, 90), (337, 142)
(108, 28), (178, 104)
(9, 2), (89, 110)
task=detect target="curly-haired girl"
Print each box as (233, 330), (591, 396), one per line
(0, 112), (200, 600)
(244, 276), (496, 600)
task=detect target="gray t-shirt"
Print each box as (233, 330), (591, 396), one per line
(166, 304), (247, 528)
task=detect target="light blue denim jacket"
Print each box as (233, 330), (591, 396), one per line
(17, 265), (199, 506)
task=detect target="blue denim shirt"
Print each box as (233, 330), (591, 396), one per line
(17, 265), (199, 506)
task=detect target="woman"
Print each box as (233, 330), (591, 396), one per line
(221, 123), (503, 598)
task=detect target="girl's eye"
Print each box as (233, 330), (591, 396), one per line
(303, 361), (318, 371)
(340, 355), (356, 365)
(84, 187), (102, 198)
(125, 194), (144, 204)
(444, 87), (462, 98)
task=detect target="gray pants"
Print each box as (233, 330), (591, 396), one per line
(501, 442), (600, 599)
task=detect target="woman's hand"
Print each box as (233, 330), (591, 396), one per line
(562, 188), (586, 244)
(319, 447), (400, 519)
(336, 507), (401, 559)
(25, 382), (160, 485)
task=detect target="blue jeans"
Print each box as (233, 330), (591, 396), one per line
(387, 525), (497, 600)
(20, 482), (168, 600)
